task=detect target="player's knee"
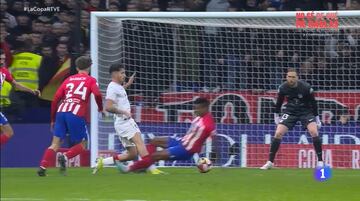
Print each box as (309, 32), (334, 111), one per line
(127, 149), (137, 160)
(2, 125), (14, 137)
(308, 130), (318, 137)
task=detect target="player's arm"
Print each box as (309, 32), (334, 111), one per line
(308, 87), (321, 128)
(90, 80), (104, 112)
(123, 72), (136, 89)
(50, 83), (65, 124)
(308, 88), (318, 116)
(11, 80), (40, 96)
(4, 68), (39, 96)
(104, 99), (131, 117)
(274, 87), (285, 124)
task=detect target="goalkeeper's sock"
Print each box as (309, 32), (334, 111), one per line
(40, 148), (56, 168)
(64, 143), (85, 159)
(269, 138), (281, 163)
(312, 136), (323, 161)
(103, 156), (115, 165)
(129, 155), (154, 172)
(0, 134), (10, 146)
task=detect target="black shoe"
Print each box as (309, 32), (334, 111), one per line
(58, 154), (67, 176)
(37, 167), (47, 177)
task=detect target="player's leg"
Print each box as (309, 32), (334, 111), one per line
(119, 138), (192, 173)
(117, 149), (170, 173)
(150, 137), (171, 148)
(37, 113), (66, 176)
(58, 113), (88, 174)
(261, 114), (296, 170)
(38, 136), (62, 176)
(0, 112), (13, 147)
(302, 115), (323, 167)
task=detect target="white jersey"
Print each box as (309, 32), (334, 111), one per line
(106, 81), (131, 120)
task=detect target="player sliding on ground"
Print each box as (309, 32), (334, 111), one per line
(115, 97), (216, 173)
(0, 54), (40, 148)
(260, 68), (323, 170)
(37, 56), (103, 176)
(92, 63), (163, 175)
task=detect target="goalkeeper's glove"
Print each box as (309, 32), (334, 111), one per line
(315, 116), (322, 129)
(274, 113), (281, 125)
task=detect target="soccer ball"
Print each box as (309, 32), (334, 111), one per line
(197, 157), (212, 173)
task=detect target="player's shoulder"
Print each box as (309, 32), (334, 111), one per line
(298, 80), (312, 90)
(278, 82), (288, 91)
(201, 113), (216, 128)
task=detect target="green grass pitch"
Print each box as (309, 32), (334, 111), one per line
(1, 167), (359, 201)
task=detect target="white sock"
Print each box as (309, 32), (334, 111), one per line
(147, 164), (157, 171)
(103, 157), (115, 165)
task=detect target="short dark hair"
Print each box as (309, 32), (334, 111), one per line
(75, 56), (92, 70)
(109, 63), (125, 74)
(194, 97), (210, 107)
(287, 68), (298, 74)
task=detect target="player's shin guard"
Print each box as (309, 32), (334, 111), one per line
(269, 138), (281, 163)
(40, 148), (56, 168)
(64, 143), (85, 160)
(129, 155), (154, 172)
(0, 134), (10, 146)
(312, 136), (323, 161)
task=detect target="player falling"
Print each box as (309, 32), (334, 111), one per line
(0, 54), (40, 148)
(37, 56), (103, 176)
(115, 97), (216, 173)
(260, 68), (323, 170)
(92, 63), (163, 174)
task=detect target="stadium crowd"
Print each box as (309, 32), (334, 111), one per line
(0, 0), (359, 123)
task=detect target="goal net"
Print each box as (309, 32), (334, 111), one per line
(90, 12), (360, 169)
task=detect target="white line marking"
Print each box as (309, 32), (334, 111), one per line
(1, 198), (45, 201)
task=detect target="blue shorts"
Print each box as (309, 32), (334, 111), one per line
(54, 112), (88, 143)
(0, 112), (9, 125)
(167, 137), (193, 161)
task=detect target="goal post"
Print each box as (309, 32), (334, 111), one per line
(90, 11), (360, 168)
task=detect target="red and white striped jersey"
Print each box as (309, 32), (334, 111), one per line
(0, 67), (14, 91)
(51, 73), (103, 122)
(181, 112), (216, 153)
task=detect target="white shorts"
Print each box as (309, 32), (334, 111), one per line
(114, 118), (140, 147)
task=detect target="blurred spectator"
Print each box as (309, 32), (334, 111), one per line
(0, 0), (17, 28)
(9, 41), (42, 116)
(8, 0), (25, 16)
(39, 42), (71, 102)
(108, 2), (121, 11)
(30, 32), (43, 54)
(81, 10), (90, 48)
(217, 55), (245, 90)
(184, 0), (209, 11)
(136, 0), (156, 11)
(0, 22), (12, 66)
(346, 0), (360, 9)
(9, 13), (32, 37)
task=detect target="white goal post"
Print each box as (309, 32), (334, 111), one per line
(90, 11), (360, 169)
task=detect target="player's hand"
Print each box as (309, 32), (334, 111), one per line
(99, 110), (106, 118)
(33, 89), (41, 96)
(274, 113), (280, 124)
(50, 122), (55, 132)
(124, 111), (132, 118)
(315, 116), (322, 129)
(127, 72), (136, 86)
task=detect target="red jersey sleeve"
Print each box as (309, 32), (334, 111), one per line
(90, 78), (103, 112)
(2, 67), (14, 83)
(50, 82), (66, 122)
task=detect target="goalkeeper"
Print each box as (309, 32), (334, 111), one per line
(261, 68), (323, 170)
